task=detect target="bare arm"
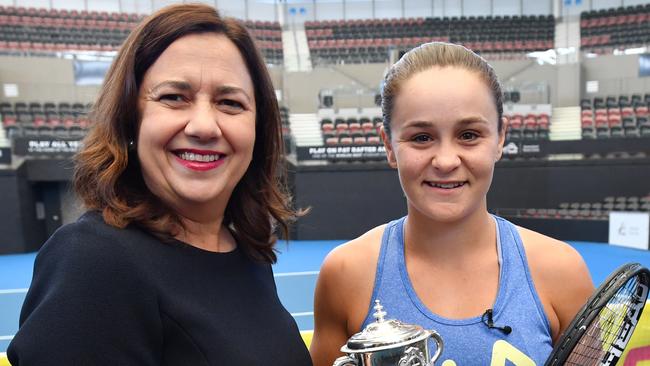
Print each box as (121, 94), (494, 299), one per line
(544, 242), (594, 341)
(310, 248), (353, 366)
(310, 227), (383, 366)
(520, 227), (595, 342)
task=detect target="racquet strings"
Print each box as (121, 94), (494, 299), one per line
(564, 274), (644, 365)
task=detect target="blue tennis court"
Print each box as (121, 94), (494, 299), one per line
(2, 240), (650, 354)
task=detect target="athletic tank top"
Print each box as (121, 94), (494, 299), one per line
(361, 216), (553, 366)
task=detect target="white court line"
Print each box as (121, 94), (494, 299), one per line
(274, 271), (319, 277)
(290, 311), (314, 317)
(0, 289), (27, 295)
(0, 335), (14, 340)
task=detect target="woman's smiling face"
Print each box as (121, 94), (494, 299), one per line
(136, 32), (256, 220)
(383, 66), (506, 223)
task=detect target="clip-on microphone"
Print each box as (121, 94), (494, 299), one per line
(482, 309), (512, 335)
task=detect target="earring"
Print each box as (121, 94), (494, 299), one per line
(128, 140), (135, 150)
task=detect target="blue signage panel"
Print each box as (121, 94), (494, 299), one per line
(640, 54), (650, 77)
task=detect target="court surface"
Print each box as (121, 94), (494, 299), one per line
(2, 240), (650, 353)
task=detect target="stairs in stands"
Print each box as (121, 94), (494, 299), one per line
(282, 29), (300, 72)
(282, 25), (311, 72)
(289, 113), (323, 147)
(294, 27), (312, 71)
(550, 106), (581, 141)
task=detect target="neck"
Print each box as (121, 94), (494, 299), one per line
(176, 215), (236, 253)
(404, 204), (495, 262)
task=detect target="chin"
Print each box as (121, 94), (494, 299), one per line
(411, 206), (460, 223)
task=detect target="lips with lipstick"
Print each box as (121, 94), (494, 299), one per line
(173, 149), (225, 171)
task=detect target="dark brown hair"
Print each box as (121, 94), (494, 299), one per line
(382, 42), (504, 136)
(74, 4), (295, 263)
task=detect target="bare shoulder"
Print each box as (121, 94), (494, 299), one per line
(516, 226), (594, 340)
(318, 224), (386, 297)
(311, 225), (386, 366)
(517, 226), (588, 276)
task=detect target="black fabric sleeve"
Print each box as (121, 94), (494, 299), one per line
(7, 220), (162, 366)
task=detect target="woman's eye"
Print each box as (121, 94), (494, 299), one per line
(460, 131), (479, 141)
(220, 99), (244, 110)
(158, 94), (185, 103)
(412, 134), (432, 143)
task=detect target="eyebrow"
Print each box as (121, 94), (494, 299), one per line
(457, 116), (490, 126)
(216, 85), (252, 103)
(148, 80), (193, 96)
(402, 116), (489, 129)
(149, 81), (252, 103)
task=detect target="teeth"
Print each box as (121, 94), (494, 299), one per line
(429, 182), (464, 189)
(179, 152), (220, 162)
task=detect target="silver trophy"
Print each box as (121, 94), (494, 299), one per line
(333, 300), (444, 366)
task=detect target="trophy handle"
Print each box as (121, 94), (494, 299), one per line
(332, 355), (358, 366)
(427, 329), (444, 365)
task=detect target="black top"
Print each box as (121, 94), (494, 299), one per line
(8, 211), (312, 366)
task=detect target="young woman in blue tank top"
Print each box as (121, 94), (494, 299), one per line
(310, 42), (594, 366)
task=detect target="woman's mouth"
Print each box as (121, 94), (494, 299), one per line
(424, 181), (467, 189)
(172, 149), (226, 171)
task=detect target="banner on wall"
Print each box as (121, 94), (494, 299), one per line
(296, 145), (386, 161)
(13, 137), (83, 157)
(608, 211), (650, 250)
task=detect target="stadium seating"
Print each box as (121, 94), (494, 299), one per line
(580, 94), (650, 139)
(242, 20), (283, 65)
(580, 3), (650, 53)
(0, 6), (283, 65)
(1, 100), (91, 139)
(306, 15), (555, 65)
(504, 112), (551, 142)
(321, 114), (382, 146)
(504, 195), (650, 221)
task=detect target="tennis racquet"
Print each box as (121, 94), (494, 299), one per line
(545, 262), (650, 366)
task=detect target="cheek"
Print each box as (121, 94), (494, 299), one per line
(396, 153), (430, 183)
(466, 150), (496, 182)
(231, 117), (257, 150)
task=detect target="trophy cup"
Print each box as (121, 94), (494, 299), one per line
(333, 300), (444, 366)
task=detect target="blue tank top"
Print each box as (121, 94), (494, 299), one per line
(361, 216), (553, 366)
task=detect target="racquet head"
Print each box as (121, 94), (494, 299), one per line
(545, 262), (650, 366)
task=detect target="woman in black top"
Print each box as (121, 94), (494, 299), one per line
(8, 4), (311, 365)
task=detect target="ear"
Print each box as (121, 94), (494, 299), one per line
(496, 116), (508, 162)
(380, 126), (398, 169)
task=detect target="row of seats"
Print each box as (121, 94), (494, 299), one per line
(321, 116), (383, 146)
(307, 15), (554, 65)
(580, 4), (650, 51)
(1, 100), (89, 139)
(309, 38), (551, 52)
(1, 25), (130, 48)
(0, 5), (142, 22)
(0, 5), (283, 64)
(505, 113), (551, 142)
(580, 95), (650, 139)
(306, 15), (553, 40)
(513, 195), (650, 221)
(581, 94), (650, 109)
